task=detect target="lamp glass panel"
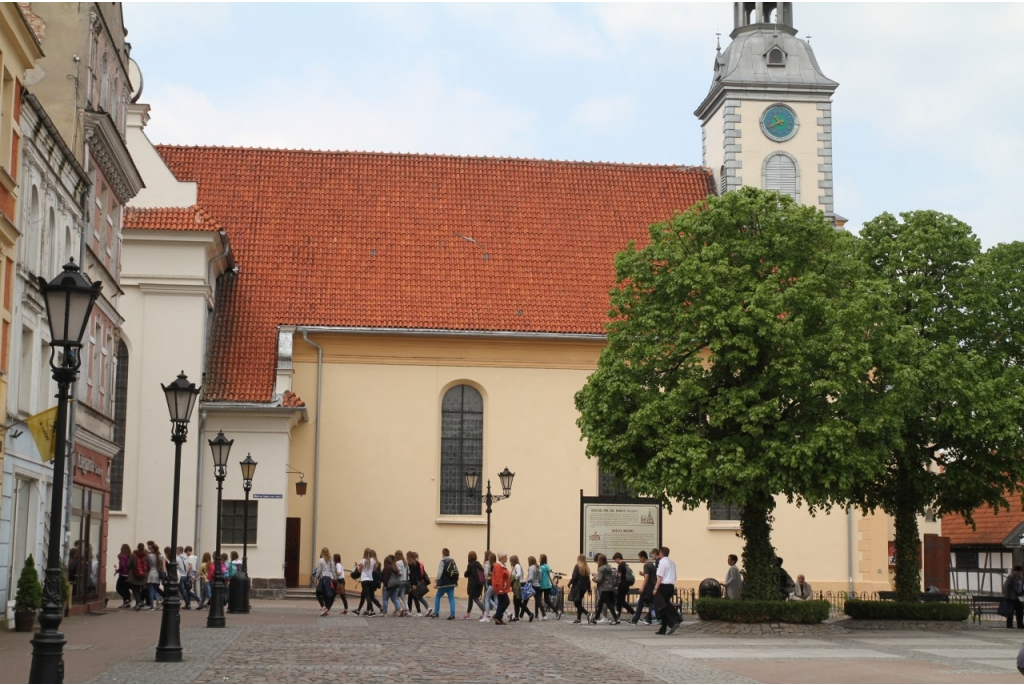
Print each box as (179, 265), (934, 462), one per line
(464, 471), (479, 491)
(42, 288), (68, 343)
(209, 433), (233, 468)
(68, 290), (95, 347)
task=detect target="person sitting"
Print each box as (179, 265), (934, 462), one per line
(789, 574), (813, 601)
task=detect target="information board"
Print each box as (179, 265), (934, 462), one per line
(581, 501), (661, 562)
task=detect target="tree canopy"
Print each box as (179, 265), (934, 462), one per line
(854, 212), (1024, 599)
(575, 188), (884, 599)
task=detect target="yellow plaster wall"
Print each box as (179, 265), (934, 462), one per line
(287, 332), (895, 594)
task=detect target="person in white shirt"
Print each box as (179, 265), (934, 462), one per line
(724, 554), (742, 600)
(653, 546), (681, 635)
(790, 574), (813, 601)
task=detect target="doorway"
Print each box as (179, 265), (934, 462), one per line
(285, 518), (300, 588)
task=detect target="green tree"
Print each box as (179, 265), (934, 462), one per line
(575, 188), (883, 599)
(14, 554), (42, 612)
(854, 212), (1024, 601)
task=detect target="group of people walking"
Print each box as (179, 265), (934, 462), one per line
(112, 541), (242, 611)
(310, 544), (683, 635)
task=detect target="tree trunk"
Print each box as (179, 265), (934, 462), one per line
(893, 465), (922, 602)
(740, 491), (780, 601)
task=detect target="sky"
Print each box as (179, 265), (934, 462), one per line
(122, 2), (1023, 248)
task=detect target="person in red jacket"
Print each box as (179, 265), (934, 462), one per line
(492, 553), (511, 625)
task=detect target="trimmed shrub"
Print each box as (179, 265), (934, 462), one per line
(844, 599), (970, 621)
(695, 597), (830, 624)
(14, 555), (42, 612)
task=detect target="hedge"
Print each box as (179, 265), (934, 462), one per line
(695, 597), (830, 624)
(843, 599), (970, 621)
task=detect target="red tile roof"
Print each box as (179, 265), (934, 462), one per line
(155, 146), (715, 402)
(944, 501), (1024, 547)
(123, 205), (224, 232)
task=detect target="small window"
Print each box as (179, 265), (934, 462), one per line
(767, 48), (785, 66)
(709, 502), (742, 521)
(954, 551), (979, 569)
(221, 500), (258, 544)
(599, 465), (633, 499)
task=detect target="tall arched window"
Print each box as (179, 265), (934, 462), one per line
(440, 384), (483, 515)
(762, 151), (800, 202)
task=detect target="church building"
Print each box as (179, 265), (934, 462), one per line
(109, 3), (937, 598)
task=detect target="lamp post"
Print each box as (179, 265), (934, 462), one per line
(464, 467), (515, 553)
(235, 453), (257, 613)
(29, 259), (101, 684)
(155, 372), (200, 662)
(207, 430), (233, 628)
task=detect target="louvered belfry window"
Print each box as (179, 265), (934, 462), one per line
(764, 153), (798, 200)
(440, 385), (484, 515)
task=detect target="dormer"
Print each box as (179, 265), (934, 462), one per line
(765, 44), (787, 67)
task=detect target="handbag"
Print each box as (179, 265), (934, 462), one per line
(568, 584), (581, 604)
(350, 568), (360, 581)
(412, 581), (428, 598)
(998, 598), (1015, 618)
(521, 582), (535, 600)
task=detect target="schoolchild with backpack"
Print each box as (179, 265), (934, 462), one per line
(463, 551), (486, 619)
(406, 551), (431, 616)
(612, 552), (636, 621)
(433, 547), (459, 619)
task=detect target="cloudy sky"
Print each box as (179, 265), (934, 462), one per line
(122, 2), (1022, 248)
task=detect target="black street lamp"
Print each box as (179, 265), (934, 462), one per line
(232, 453), (257, 614)
(155, 372), (200, 662)
(207, 430), (233, 628)
(464, 467), (515, 553)
(29, 259), (101, 684)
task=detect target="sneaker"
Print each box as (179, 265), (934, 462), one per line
(541, 615), (548, 621)
(324, 610), (330, 617)
(528, 614), (534, 623)
(555, 611), (562, 620)
(596, 618), (607, 624)
(510, 617), (520, 623)
(320, 607), (328, 616)
(572, 618), (581, 624)
(414, 612), (422, 617)
(667, 622), (679, 635)
(610, 620), (621, 625)
(367, 611), (376, 617)
(446, 615), (456, 620)
(655, 629), (667, 635)
(479, 616), (489, 623)
(651, 619), (662, 625)
(462, 614), (471, 620)
(640, 618), (652, 625)
(342, 610), (349, 615)
(629, 620), (638, 626)
(145, 605), (154, 611)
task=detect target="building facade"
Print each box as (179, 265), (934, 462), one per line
(0, 2), (46, 629)
(3, 2), (141, 615)
(106, 2), (941, 602)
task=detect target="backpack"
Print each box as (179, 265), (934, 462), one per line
(476, 565), (486, 587)
(623, 564), (635, 587)
(134, 554), (147, 579)
(442, 558), (459, 584)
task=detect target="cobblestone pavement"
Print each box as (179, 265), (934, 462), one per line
(3, 601), (1023, 683)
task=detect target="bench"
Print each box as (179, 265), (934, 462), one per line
(969, 595), (1004, 624)
(877, 591), (949, 603)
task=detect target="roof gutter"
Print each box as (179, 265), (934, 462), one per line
(291, 325), (606, 342)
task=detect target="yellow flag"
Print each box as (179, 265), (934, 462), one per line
(26, 406), (57, 462)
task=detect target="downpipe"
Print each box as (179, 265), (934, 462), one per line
(300, 330), (323, 585)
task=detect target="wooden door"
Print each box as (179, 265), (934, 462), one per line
(923, 533), (951, 592)
(285, 517), (301, 588)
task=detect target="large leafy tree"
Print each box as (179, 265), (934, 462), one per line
(854, 214), (1024, 600)
(575, 188), (884, 599)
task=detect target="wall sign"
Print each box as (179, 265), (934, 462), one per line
(580, 492), (662, 562)
(252, 494), (282, 499)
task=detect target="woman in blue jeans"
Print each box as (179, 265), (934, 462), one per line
(380, 555), (404, 616)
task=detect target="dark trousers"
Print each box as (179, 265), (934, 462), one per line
(513, 593), (532, 619)
(533, 587), (548, 616)
(655, 585), (681, 629)
(115, 576), (131, 603)
(595, 590), (616, 621)
(357, 580), (382, 613)
(632, 592), (655, 622)
(615, 585), (634, 617)
(316, 578), (335, 610)
(495, 592), (510, 620)
(1008, 599), (1024, 628)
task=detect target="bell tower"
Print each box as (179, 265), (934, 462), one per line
(695, 3), (840, 222)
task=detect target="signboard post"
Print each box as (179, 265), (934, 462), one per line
(580, 490), (662, 562)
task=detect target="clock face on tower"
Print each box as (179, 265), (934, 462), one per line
(760, 104), (798, 142)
